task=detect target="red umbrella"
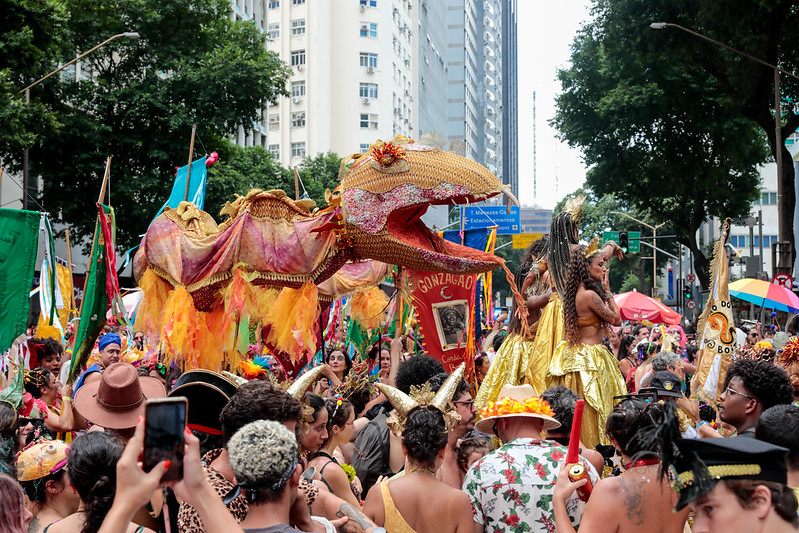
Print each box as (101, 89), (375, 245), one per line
(614, 290), (681, 325)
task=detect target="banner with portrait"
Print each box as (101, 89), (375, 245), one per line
(408, 270), (478, 374)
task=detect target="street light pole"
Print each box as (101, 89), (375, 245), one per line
(611, 211), (666, 297)
(650, 22), (799, 257)
(19, 32), (140, 210)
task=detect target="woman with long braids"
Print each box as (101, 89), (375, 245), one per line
(524, 197), (623, 392)
(475, 236), (552, 409)
(546, 241), (626, 449)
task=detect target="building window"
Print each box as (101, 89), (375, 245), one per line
(359, 113), (378, 128)
(291, 142), (306, 158)
(291, 111), (306, 127)
(359, 143), (370, 153)
(291, 19), (306, 35)
(268, 144), (280, 158)
(291, 50), (305, 66)
(268, 114), (279, 131)
(359, 52), (378, 68)
(761, 191), (777, 205)
(266, 23), (279, 39)
(753, 235), (778, 248)
(359, 83), (378, 98)
(293, 0), (305, 3)
(360, 22), (377, 38)
(291, 81), (306, 97)
(268, 1), (279, 7)
(360, 0), (377, 6)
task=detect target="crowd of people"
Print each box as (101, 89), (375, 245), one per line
(2, 199), (799, 533)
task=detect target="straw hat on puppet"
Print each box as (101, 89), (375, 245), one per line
(475, 383), (560, 434)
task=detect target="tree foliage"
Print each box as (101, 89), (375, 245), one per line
(8, 0), (292, 249)
(552, 0), (772, 287)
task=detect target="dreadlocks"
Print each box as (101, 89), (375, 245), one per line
(548, 212), (579, 296)
(509, 235), (550, 335)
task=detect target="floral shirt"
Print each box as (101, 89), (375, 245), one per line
(462, 438), (599, 533)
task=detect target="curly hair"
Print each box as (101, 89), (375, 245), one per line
(722, 359), (794, 410)
(27, 338), (57, 368)
(228, 420), (298, 504)
(220, 380), (303, 444)
(395, 356), (444, 394)
(541, 386), (579, 435)
(563, 246), (607, 345)
(402, 406), (448, 468)
(455, 434), (492, 473)
(427, 372), (469, 399)
(548, 212), (579, 296)
(68, 432), (122, 533)
(24, 368), (52, 399)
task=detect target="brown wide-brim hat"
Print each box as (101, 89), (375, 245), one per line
(475, 384), (561, 434)
(74, 362), (166, 429)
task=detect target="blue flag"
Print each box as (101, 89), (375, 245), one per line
(152, 157), (208, 222)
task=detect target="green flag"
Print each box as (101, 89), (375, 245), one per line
(0, 209), (40, 353)
(69, 205), (111, 383)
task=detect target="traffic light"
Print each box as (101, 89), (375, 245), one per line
(618, 232), (629, 253)
(684, 284), (693, 301)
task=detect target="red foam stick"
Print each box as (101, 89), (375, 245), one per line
(565, 399), (584, 465)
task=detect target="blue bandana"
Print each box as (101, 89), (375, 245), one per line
(98, 333), (122, 351)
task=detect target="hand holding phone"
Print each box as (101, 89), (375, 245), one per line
(143, 397), (188, 481)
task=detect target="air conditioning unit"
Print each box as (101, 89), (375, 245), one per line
(296, 64), (303, 71)
(291, 96), (301, 103)
(360, 4), (366, 12)
(362, 97), (371, 104)
(366, 66), (375, 74)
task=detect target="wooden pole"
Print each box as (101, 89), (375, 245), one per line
(293, 166), (300, 200)
(65, 227), (75, 316)
(97, 157), (112, 205)
(0, 166), (4, 186)
(184, 125), (197, 202)
(394, 267), (404, 336)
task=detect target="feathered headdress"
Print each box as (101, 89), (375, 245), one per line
(563, 195), (586, 224)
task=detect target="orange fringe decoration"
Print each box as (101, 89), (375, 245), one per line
(135, 270), (173, 339)
(161, 287), (200, 367)
(349, 286), (389, 331)
(263, 283), (319, 364)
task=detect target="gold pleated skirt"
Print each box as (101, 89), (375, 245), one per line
(475, 330), (537, 412)
(547, 341), (627, 449)
(523, 293), (564, 394)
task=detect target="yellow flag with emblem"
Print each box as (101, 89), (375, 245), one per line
(691, 219), (736, 403)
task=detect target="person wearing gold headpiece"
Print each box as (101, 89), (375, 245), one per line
(522, 197), (623, 396)
(547, 241), (626, 449)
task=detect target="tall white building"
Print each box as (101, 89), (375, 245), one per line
(235, 0), (416, 165)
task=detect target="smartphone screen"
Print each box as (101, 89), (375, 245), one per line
(143, 397), (187, 481)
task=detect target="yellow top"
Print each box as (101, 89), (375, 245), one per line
(380, 480), (418, 533)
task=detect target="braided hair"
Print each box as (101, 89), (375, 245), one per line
(24, 368), (51, 399)
(548, 213), (579, 296)
(509, 236), (550, 335)
(563, 246), (607, 346)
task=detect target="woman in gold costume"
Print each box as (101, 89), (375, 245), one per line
(523, 197), (622, 395)
(547, 241), (626, 449)
(474, 236), (551, 410)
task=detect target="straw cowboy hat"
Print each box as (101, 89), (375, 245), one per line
(475, 383), (561, 434)
(73, 362), (166, 429)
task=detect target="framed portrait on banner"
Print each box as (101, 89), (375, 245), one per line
(432, 300), (469, 350)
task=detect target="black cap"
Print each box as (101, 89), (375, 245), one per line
(644, 371), (683, 399)
(673, 437), (789, 510)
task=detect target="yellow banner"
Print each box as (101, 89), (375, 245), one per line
(512, 233), (544, 249)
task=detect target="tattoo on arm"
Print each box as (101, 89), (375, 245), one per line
(335, 502), (374, 533)
(591, 294), (616, 322)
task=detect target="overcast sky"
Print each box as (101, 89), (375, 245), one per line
(516, 0), (593, 210)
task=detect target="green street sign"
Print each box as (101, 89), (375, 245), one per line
(602, 230), (641, 253)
